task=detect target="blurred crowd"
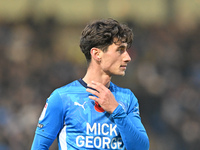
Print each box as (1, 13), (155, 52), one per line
(0, 17), (199, 150)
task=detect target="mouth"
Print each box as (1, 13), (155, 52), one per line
(120, 65), (127, 70)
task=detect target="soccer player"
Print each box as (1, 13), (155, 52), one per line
(31, 18), (149, 150)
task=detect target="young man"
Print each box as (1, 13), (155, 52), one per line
(31, 18), (149, 150)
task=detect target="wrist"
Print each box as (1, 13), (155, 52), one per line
(109, 103), (119, 114)
(111, 105), (127, 118)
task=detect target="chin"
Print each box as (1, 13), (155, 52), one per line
(109, 70), (126, 76)
(121, 73), (125, 76)
(115, 72), (126, 76)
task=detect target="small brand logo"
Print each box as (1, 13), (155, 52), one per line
(74, 101), (86, 110)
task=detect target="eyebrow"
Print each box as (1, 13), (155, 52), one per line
(118, 45), (127, 49)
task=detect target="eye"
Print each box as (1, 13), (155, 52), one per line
(117, 47), (126, 54)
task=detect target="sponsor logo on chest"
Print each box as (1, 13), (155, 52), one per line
(76, 123), (123, 149)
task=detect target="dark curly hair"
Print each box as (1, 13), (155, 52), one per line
(79, 18), (133, 63)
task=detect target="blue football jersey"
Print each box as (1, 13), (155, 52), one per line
(33, 79), (148, 150)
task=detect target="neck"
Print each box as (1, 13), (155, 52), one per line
(82, 64), (111, 88)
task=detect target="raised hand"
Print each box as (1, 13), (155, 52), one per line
(86, 81), (119, 114)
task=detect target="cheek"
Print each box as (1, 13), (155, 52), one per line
(101, 53), (120, 69)
(102, 59), (119, 70)
(101, 60), (112, 70)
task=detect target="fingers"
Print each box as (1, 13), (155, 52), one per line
(86, 88), (100, 98)
(86, 81), (118, 114)
(88, 95), (98, 101)
(87, 81), (105, 93)
(86, 87), (101, 106)
(86, 81), (106, 102)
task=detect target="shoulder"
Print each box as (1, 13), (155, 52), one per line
(110, 81), (133, 95)
(110, 82), (138, 112)
(110, 81), (138, 102)
(46, 80), (81, 108)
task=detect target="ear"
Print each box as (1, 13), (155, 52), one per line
(90, 48), (101, 62)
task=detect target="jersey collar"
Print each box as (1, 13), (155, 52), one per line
(78, 78), (113, 92)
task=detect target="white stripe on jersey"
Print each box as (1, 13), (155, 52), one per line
(59, 125), (67, 150)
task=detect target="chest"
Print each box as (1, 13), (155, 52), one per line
(63, 93), (118, 136)
(59, 91), (128, 149)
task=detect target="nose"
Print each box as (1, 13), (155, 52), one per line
(124, 51), (131, 63)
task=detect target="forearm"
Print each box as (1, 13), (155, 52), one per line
(31, 133), (54, 150)
(111, 105), (149, 150)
